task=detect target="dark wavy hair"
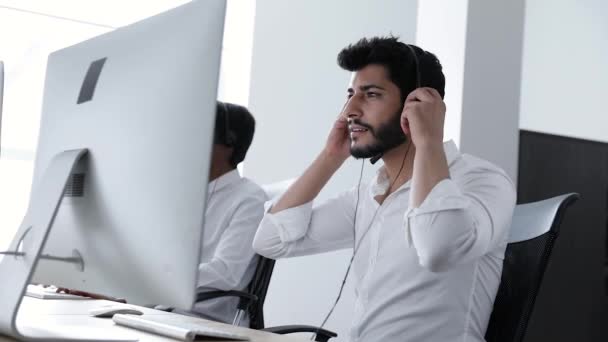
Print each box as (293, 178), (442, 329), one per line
(337, 36), (445, 101)
(214, 102), (255, 168)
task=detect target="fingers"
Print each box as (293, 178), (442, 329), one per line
(405, 87), (441, 103)
(334, 117), (348, 130)
(425, 87), (442, 99)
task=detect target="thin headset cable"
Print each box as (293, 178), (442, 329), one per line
(313, 158), (365, 336)
(312, 44), (421, 339)
(312, 143), (411, 339)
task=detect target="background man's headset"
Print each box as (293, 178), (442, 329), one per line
(208, 102), (238, 204)
(221, 102), (237, 147)
(313, 44), (424, 339)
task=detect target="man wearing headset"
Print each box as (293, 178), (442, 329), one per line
(253, 37), (516, 341)
(193, 101), (266, 325)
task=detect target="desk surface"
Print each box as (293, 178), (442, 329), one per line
(0, 297), (308, 342)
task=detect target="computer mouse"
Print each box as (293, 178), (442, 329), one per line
(89, 305), (144, 318)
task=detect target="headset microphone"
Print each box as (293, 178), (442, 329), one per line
(369, 154), (382, 164)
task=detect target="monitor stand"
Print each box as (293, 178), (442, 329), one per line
(0, 149), (135, 341)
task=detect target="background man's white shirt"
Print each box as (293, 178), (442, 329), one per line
(194, 169), (266, 325)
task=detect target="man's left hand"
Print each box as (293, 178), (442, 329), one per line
(400, 87), (446, 148)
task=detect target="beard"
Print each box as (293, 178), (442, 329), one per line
(350, 110), (407, 159)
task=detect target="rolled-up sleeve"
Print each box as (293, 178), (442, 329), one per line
(404, 169), (516, 273)
(253, 188), (357, 259)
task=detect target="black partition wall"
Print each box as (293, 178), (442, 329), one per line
(517, 130), (608, 342)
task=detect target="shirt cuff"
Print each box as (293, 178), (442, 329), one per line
(263, 200), (313, 243)
(403, 179), (470, 245)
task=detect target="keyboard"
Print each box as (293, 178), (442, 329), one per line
(25, 284), (89, 300)
(112, 313), (250, 341)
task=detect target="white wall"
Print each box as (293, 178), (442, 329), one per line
(459, 0), (525, 181)
(519, 0), (608, 142)
(217, 0), (256, 107)
(245, 0), (417, 339)
(416, 0), (468, 147)
(417, 0), (525, 182)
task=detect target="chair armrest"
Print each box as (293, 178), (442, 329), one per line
(196, 290), (258, 311)
(196, 290), (257, 302)
(153, 291), (258, 313)
(263, 325), (337, 342)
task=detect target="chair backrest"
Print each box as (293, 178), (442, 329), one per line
(245, 255), (276, 329)
(485, 193), (579, 342)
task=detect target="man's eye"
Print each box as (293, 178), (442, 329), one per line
(367, 92), (379, 97)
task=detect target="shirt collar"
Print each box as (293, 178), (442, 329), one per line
(370, 140), (461, 196)
(208, 169), (241, 194)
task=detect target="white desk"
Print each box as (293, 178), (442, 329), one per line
(0, 297), (308, 342)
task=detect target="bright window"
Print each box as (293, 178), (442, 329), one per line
(0, 1), (255, 250)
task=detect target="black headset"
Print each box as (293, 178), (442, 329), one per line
(221, 102), (237, 147)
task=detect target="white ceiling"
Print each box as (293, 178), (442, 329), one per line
(0, 0), (190, 28)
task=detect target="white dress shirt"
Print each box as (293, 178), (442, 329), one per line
(193, 169), (267, 325)
(253, 141), (516, 342)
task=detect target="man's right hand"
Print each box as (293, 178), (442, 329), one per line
(323, 104), (352, 161)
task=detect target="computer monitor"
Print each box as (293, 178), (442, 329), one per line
(23, 0), (225, 309)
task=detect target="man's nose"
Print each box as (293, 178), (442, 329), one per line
(343, 96), (362, 120)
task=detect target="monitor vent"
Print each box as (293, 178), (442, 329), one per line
(64, 173), (85, 197)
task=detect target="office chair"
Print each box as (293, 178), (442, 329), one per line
(485, 193), (579, 342)
(195, 255), (337, 341)
(194, 255), (272, 328)
(183, 179), (338, 341)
